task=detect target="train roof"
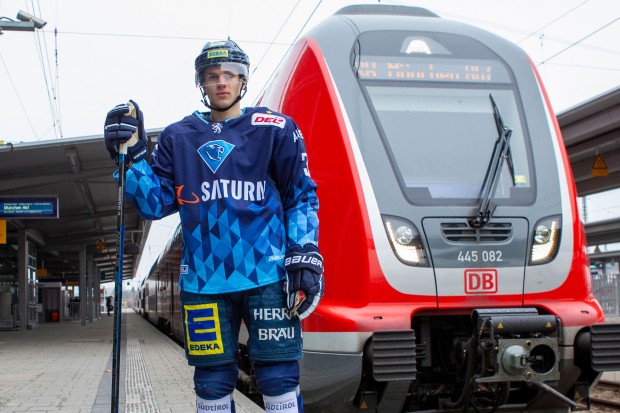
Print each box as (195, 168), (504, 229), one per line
(335, 4), (439, 18)
(309, 3), (523, 59)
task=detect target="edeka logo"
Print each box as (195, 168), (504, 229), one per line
(198, 140), (235, 173)
(207, 49), (228, 59)
(251, 113), (286, 129)
(184, 303), (224, 355)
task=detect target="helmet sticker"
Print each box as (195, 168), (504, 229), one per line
(207, 49), (229, 59)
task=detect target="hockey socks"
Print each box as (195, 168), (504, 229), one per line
(196, 394), (235, 413)
(263, 389), (300, 412)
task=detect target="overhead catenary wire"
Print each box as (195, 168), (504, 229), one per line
(53, 26), (62, 137)
(250, 0), (303, 78)
(29, 0), (62, 139)
(54, 30), (291, 45)
(42, 0), (62, 137)
(537, 17), (620, 66)
(435, 5), (620, 61)
(32, 26), (59, 139)
(516, 0), (591, 44)
(255, 0), (324, 100)
(543, 61), (620, 72)
(0, 52), (40, 139)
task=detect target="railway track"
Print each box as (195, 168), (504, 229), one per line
(590, 380), (620, 412)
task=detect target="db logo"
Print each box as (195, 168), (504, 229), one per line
(251, 113), (286, 129)
(464, 269), (498, 294)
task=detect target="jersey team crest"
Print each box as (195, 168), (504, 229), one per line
(198, 140), (235, 173)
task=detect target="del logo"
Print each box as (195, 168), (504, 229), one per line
(464, 269), (498, 294)
(252, 113), (286, 129)
(197, 140), (235, 173)
(184, 303), (224, 356)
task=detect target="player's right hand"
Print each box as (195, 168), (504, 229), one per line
(104, 99), (148, 164)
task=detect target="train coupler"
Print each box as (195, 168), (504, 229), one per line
(473, 308), (560, 384)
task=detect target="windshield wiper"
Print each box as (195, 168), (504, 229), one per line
(469, 94), (515, 228)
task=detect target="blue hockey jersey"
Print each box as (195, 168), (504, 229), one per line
(125, 107), (319, 294)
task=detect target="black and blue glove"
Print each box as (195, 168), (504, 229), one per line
(284, 244), (324, 320)
(104, 99), (148, 164)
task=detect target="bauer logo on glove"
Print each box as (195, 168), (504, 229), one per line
(284, 254), (324, 270)
(284, 244), (324, 320)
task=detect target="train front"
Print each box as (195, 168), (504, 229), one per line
(258, 5), (620, 412)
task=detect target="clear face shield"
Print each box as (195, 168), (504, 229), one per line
(197, 62), (249, 112)
(200, 62), (249, 87)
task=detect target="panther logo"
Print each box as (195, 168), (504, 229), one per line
(205, 143), (225, 161)
(198, 140), (235, 173)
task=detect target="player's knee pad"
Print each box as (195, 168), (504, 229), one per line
(194, 363), (237, 400)
(196, 394), (236, 413)
(254, 360), (300, 396)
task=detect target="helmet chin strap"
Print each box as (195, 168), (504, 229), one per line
(200, 83), (247, 113)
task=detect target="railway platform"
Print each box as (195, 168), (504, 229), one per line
(0, 310), (263, 413)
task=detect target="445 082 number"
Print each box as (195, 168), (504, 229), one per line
(457, 250), (503, 263)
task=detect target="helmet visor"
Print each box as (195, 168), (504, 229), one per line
(198, 62), (249, 86)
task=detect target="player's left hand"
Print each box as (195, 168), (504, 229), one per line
(284, 244), (324, 320)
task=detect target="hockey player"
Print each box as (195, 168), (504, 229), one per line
(103, 39), (323, 413)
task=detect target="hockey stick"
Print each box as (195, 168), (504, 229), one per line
(111, 101), (137, 412)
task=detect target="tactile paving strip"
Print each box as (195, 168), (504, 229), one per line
(125, 339), (160, 412)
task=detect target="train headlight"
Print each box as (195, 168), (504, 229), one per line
(534, 226), (551, 244)
(383, 215), (429, 266)
(395, 225), (414, 245)
(529, 215), (561, 265)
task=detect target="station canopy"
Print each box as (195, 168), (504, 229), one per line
(558, 86), (620, 196)
(0, 131), (160, 284)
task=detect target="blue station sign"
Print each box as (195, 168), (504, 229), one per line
(0, 197), (59, 219)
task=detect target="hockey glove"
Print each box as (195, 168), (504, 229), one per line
(284, 244), (324, 320)
(104, 99), (148, 164)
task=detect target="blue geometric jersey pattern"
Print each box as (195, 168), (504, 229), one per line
(124, 107), (319, 294)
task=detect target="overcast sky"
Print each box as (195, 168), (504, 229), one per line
(2, 0), (618, 142)
(1, 0), (618, 281)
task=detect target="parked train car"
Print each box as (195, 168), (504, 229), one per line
(137, 225), (183, 340)
(136, 5), (620, 412)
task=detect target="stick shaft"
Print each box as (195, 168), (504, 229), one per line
(111, 100), (136, 411)
(111, 153), (127, 412)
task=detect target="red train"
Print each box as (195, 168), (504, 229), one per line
(137, 5), (620, 412)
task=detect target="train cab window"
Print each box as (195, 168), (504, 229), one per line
(354, 31), (534, 206)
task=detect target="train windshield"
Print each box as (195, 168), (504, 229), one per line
(355, 31), (534, 205)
